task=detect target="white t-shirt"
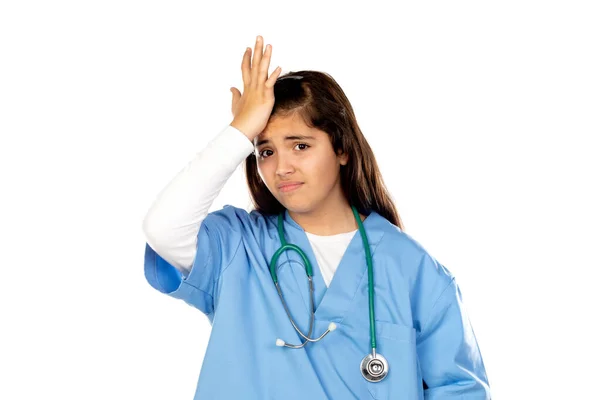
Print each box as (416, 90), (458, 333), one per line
(142, 124), (354, 287)
(305, 230), (355, 287)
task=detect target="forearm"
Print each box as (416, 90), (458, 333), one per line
(142, 124), (254, 275)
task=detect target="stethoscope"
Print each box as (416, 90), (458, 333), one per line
(270, 205), (389, 383)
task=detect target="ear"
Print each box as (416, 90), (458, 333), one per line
(337, 149), (349, 166)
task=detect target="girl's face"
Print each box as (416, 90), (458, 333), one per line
(254, 113), (348, 214)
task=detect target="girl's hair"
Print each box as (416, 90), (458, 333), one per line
(243, 70), (404, 230)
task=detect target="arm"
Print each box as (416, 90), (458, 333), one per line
(417, 278), (491, 399)
(142, 124), (254, 276)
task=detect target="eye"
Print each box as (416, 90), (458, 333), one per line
(294, 143), (310, 151)
(257, 149), (273, 158)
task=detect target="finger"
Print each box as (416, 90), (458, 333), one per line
(258, 44), (272, 82)
(251, 36), (264, 82)
(241, 47), (251, 87)
(230, 87), (241, 115)
(265, 66), (282, 89)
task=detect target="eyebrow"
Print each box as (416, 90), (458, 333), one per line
(255, 135), (316, 147)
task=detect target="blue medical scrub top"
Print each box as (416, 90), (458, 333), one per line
(144, 205), (490, 399)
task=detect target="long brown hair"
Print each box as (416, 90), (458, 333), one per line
(243, 70), (404, 230)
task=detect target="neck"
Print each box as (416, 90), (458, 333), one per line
(288, 193), (366, 235)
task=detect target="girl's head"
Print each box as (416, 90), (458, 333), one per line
(244, 70), (403, 230)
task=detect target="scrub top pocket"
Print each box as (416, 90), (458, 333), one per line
(366, 321), (423, 400)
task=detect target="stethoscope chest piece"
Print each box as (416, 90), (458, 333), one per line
(360, 352), (389, 382)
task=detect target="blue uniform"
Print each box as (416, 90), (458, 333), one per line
(144, 205), (490, 399)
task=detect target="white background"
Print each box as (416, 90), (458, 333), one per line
(1, 1), (598, 399)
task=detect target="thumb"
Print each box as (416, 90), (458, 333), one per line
(230, 87), (241, 114)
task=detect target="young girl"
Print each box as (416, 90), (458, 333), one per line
(142, 35), (490, 399)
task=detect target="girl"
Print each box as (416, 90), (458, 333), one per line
(142, 35), (490, 399)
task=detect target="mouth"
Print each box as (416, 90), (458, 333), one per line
(277, 182), (303, 193)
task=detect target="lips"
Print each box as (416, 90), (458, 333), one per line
(277, 182), (303, 192)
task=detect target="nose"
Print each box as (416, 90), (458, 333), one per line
(275, 153), (295, 177)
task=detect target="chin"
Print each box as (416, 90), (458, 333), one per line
(277, 198), (314, 214)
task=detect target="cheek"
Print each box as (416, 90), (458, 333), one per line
(307, 154), (339, 181)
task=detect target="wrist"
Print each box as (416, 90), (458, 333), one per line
(230, 121), (255, 142)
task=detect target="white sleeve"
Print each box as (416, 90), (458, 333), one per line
(142, 124), (254, 276)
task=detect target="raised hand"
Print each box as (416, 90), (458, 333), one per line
(230, 35), (282, 141)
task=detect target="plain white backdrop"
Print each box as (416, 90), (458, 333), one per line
(1, 1), (598, 399)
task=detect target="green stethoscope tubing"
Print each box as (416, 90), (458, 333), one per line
(269, 205), (378, 351)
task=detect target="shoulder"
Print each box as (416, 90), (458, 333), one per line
(203, 204), (275, 236)
(372, 212), (455, 285)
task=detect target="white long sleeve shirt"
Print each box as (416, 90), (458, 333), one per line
(142, 124), (355, 287)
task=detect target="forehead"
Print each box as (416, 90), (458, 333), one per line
(254, 114), (325, 145)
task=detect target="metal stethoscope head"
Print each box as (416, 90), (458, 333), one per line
(269, 205), (389, 382)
